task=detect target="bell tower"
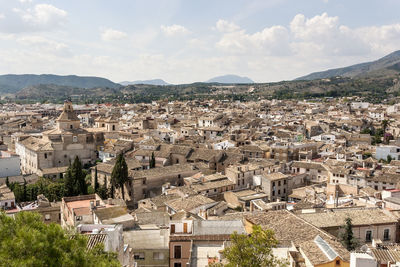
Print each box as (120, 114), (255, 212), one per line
(56, 100), (81, 131)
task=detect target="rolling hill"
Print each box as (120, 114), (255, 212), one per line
(297, 50), (400, 80)
(0, 74), (120, 93)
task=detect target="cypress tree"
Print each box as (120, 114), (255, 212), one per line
(5, 177), (9, 187)
(72, 156), (87, 195)
(64, 161), (74, 196)
(111, 153), (128, 200)
(110, 183), (115, 199)
(100, 176), (108, 199)
(339, 217), (358, 251)
(150, 152), (156, 168)
(94, 166), (99, 192)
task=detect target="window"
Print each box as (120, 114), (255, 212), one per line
(272, 182), (275, 187)
(44, 153), (47, 159)
(284, 179), (286, 185)
(45, 214), (51, 221)
(170, 224), (175, 234)
(75, 216), (82, 221)
(134, 252), (145, 260)
(366, 230), (372, 242)
(73, 136), (78, 142)
(153, 252), (164, 260)
(384, 229), (390, 241)
(278, 181), (281, 186)
(70, 125), (73, 129)
(174, 263), (182, 267)
(174, 245), (182, 259)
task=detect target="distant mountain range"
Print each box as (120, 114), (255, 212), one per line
(297, 50), (400, 80)
(0, 74), (119, 93)
(206, 74), (254, 84)
(119, 75), (255, 85)
(120, 79), (170, 86)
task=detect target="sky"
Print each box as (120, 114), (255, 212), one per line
(0, 0), (400, 84)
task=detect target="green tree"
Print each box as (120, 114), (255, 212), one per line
(64, 161), (75, 196)
(72, 156), (87, 195)
(111, 154), (129, 200)
(94, 166), (99, 192)
(338, 217), (358, 251)
(5, 177), (9, 188)
(149, 152), (156, 168)
(64, 157), (87, 196)
(97, 176), (108, 200)
(221, 225), (286, 267)
(12, 183), (24, 203)
(0, 211), (120, 267)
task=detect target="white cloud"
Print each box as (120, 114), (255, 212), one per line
(15, 4), (67, 26)
(101, 28), (128, 41)
(290, 13), (338, 40)
(161, 24), (189, 37)
(356, 24), (400, 54)
(216, 20), (290, 55)
(215, 19), (240, 33)
(17, 35), (70, 56)
(0, 14), (5, 20)
(19, 0), (33, 3)
(289, 13), (372, 57)
(0, 4), (67, 32)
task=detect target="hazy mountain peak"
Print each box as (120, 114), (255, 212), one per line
(120, 79), (170, 86)
(206, 74), (254, 84)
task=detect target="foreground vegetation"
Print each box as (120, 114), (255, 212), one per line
(210, 225), (287, 267)
(0, 212), (120, 267)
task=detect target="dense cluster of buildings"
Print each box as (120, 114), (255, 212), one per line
(2, 98), (400, 266)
